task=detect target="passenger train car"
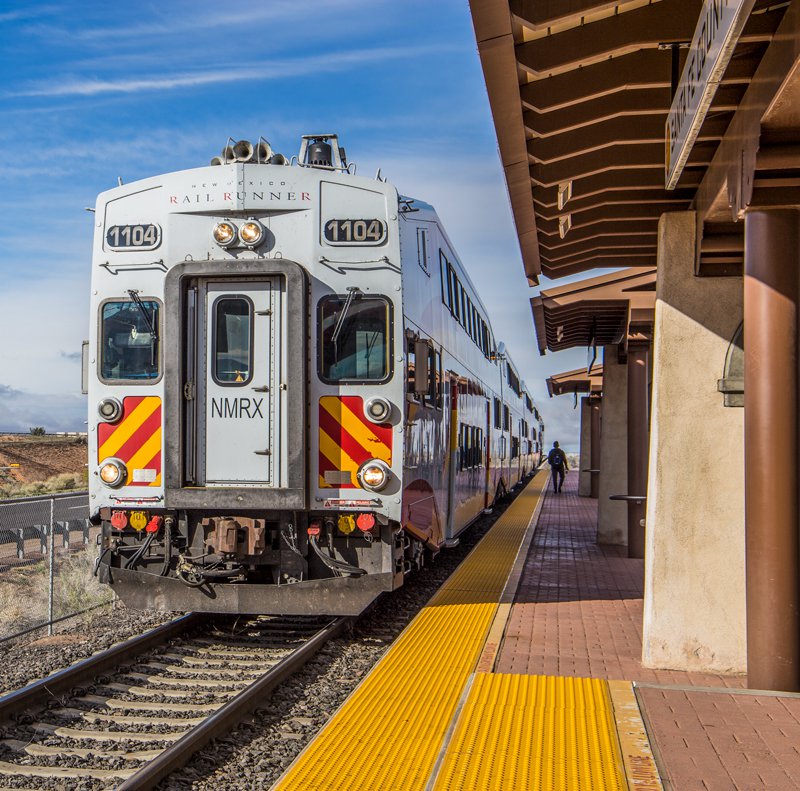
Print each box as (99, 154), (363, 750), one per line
(87, 135), (544, 614)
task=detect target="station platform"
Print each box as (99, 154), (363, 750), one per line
(273, 472), (800, 790)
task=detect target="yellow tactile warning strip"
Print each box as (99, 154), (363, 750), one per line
(608, 681), (664, 790)
(273, 470), (549, 791)
(431, 674), (627, 791)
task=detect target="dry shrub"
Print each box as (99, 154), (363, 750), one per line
(0, 544), (112, 639)
(0, 472), (84, 500)
(0, 564), (49, 636)
(54, 542), (112, 617)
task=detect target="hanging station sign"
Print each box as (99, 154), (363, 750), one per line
(665, 0), (754, 189)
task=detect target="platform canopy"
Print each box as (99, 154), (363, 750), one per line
(469, 0), (798, 283)
(546, 365), (604, 397)
(531, 267), (656, 355)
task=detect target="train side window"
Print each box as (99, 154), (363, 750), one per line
(426, 346), (437, 407)
(212, 297), (253, 386)
(439, 251), (450, 307)
(319, 295), (392, 383)
(406, 338), (417, 398)
(448, 265), (459, 320)
(100, 299), (161, 383)
(435, 350), (442, 409)
(417, 228), (430, 275)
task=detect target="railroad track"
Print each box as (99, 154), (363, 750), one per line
(0, 611), (349, 789)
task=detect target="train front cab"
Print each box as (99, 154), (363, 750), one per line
(96, 257), (404, 615)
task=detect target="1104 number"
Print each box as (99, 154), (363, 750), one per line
(106, 224), (161, 250)
(324, 219), (386, 245)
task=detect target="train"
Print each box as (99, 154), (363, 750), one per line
(86, 134), (545, 614)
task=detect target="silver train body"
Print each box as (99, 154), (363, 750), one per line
(87, 135), (545, 615)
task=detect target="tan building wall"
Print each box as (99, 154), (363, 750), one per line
(642, 211), (746, 673)
(579, 397), (592, 496)
(597, 347), (627, 545)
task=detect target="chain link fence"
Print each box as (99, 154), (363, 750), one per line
(0, 492), (112, 642)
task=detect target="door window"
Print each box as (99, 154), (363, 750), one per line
(212, 297), (253, 385)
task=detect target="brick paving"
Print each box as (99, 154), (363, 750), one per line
(496, 472), (800, 790)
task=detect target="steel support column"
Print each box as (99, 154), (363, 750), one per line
(590, 397), (601, 499)
(627, 342), (649, 558)
(744, 209), (800, 691)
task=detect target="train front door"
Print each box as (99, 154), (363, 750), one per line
(188, 279), (280, 485)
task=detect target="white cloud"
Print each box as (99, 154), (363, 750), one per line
(0, 276), (89, 397)
(0, 6), (59, 24)
(10, 44), (451, 99)
(0, 384), (85, 433)
(44, 0), (373, 42)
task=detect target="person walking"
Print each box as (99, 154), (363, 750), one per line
(547, 441), (569, 493)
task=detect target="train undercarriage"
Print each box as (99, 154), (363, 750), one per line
(96, 508), (429, 615)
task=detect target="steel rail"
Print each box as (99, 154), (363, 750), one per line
(117, 616), (352, 791)
(0, 612), (204, 720)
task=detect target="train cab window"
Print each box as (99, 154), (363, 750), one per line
(212, 297), (253, 385)
(100, 299), (160, 383)
(319, 295), (392, 383)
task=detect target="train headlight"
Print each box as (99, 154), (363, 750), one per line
(99, 458), (127, 488)
(213, 221), (237, 247)
(97, 397), (123, 423)
(357, 459), (391, 491)
(364, 397), (391, 424)
(239, 219), (264, 247)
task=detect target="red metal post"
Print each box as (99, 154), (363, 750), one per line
(744, 208), (800, 691)
(627, 341), (649, 559)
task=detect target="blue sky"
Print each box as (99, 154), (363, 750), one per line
(0, 0), (589, 447)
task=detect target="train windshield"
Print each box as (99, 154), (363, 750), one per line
(100, 300), (160, 382)
(319, 295), (391, 382)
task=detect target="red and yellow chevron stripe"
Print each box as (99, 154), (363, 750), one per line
(319, 396), (392, 489)
(97, 396), (162, 487)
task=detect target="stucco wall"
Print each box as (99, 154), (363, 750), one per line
(642, 210), (746, 673)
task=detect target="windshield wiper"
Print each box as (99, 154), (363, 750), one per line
(331, 286), (361, 348)
(127, 289), (158, 342)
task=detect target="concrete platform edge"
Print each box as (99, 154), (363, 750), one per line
(608, 680), (664, 791)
